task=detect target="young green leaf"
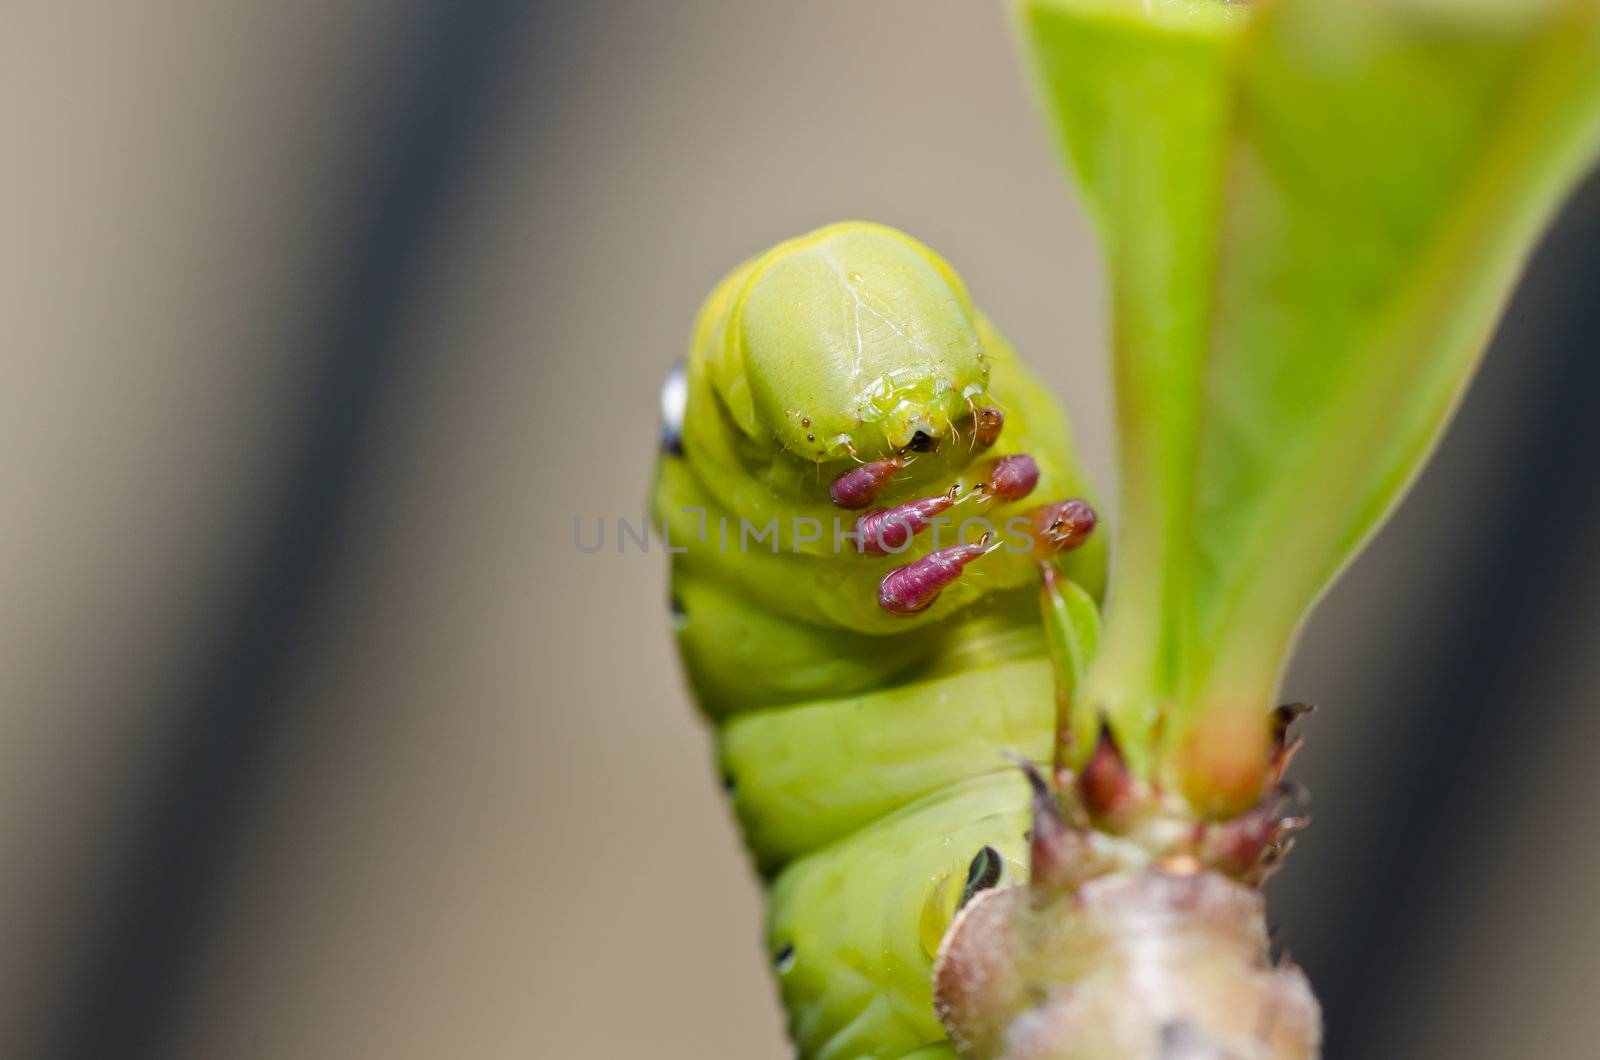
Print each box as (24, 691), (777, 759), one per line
(1038, 565), (1101, 770)
(1023, 0), (1600, 813)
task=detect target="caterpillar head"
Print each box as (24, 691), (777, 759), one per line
(663, 220), (1106, 630)
(728, 222), (994, 466)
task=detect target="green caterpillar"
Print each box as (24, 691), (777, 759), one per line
(654, 222), (1106, 1059)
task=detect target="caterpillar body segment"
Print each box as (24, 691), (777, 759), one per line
(667, 565), (936, 720)
(721, 655), (1058, 872)
(654, 222), (1103, 1057)
(767, 772), (1034, 1060)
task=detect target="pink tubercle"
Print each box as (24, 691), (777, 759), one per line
(975, 454), (1039, 504)
(855, 488), (959, 555)
(878, 538), (991, 616)
(1028, 499), (1096, 555)
(972, 406), (1004, 448)
(829, 457), (903, 510)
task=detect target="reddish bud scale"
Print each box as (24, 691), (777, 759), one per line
(1269, 703), (1315, 785)
(829, 457), (903, 509)
(878, 539), (989, 616)
(1012, 756), (1093, 892)
(855, 488), (958, 555)
(1077, 724), (1146, 831)
(1196, 783), (1310, 884)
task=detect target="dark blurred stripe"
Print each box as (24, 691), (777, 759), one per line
(47, 3), (538, 1057)
(1311, 171), (1600, 1059)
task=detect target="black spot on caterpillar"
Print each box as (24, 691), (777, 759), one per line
(959, 846), (1005, 910)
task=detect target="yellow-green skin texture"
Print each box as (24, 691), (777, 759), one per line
(654, 222), (1104, 1058)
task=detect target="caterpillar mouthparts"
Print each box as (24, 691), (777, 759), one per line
(832, 438), (1088, 616)
(865, 473), (1098, 615)
(828, 404), (1008, 511)
(853, 453), (1045, 559)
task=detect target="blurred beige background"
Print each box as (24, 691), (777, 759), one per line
(4, 3), (1599, 1059)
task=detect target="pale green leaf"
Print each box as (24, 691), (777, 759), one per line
(1023, 0), (1600, 810)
